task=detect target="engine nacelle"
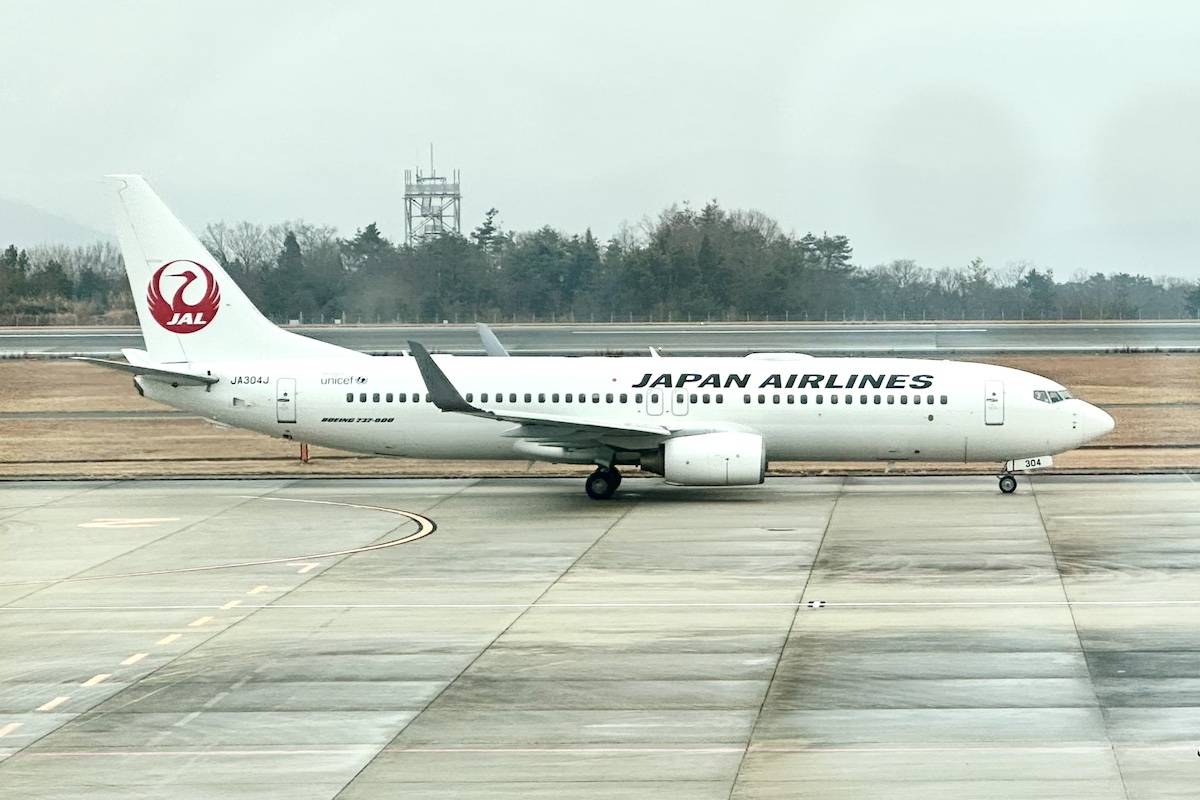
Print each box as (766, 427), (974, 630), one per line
(641, 432), (766, 486)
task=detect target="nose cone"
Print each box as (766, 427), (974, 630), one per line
(1081, 403), (1115, 443)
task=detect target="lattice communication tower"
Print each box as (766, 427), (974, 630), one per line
(404, 152), (461, 247)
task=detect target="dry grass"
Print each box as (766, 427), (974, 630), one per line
(0, 355), (1196, 478)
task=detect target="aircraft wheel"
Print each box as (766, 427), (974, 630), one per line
(611, 467), (622, 489)
(998, 475), (1017, 494)
(586, 468), (619, 500)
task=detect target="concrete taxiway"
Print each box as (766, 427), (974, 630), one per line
(0, 475), (1198, 798)
(5, 320), (1200, 357)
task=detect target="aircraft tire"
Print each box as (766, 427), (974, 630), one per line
(998, 475), (1017, 494)
(586, 469), (619, 500)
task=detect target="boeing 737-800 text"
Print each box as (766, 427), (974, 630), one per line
(82, 176), (1115, 498)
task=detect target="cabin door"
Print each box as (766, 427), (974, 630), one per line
(277, 378), (297, 423)
(984, 380), (1004, 425)
(645, 389), (664, 416)
(671, 388), (690, 416)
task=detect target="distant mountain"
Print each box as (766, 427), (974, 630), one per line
(0, 197), (111, 248)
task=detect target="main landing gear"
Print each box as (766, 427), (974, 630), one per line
(585, 467), (622, 500)
(998, 474), (1017, 494)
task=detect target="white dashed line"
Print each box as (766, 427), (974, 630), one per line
(80, 674), (110, 687)
(121, 653), (148, 666)
(36, 697), (69, 712)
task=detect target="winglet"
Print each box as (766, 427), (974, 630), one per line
(408, 341), (477, 413)
(475, 323), (510, 356)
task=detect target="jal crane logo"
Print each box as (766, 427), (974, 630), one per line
(147, 260), (221, 333)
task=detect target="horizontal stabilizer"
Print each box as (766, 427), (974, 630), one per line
(73, 357), (219, 386)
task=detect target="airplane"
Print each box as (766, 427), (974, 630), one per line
(82, 175), (1115, 499)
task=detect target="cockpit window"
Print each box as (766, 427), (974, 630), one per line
(1034, 389), (1073, 404)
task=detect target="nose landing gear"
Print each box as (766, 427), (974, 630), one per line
(998, 474), (1017, 494)
(585, 467), (622, 500)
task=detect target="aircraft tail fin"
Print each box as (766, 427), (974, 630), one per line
(106, 175), (360, 364)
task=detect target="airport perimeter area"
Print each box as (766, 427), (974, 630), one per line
(1, 475), (1198, 798)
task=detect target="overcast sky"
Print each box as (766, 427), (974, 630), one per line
(4, 0), (1200, 278)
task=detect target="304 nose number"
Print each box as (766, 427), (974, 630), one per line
(1004, 456), (1053, 472)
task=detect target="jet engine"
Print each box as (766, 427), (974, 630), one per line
(641, 432), (766, 486)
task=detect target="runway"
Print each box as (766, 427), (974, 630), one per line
(5, 320), (1200, 357)
(1, 475), (1198, 798)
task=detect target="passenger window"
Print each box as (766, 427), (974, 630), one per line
(887, 395), (895, 405)
(801, 394), (808, 404)
(509, 393), (517, 403)
(845, 394), (852, 404)
(620, 393), (627, 403)
(372, 393), (380, 402)
(900, 395), (908, 405)
(649, 393), (657, 403)
(816, 394), (823, 404)
(538, 393), (545, 403)
(860, 394), (867, 404)
(758, 394), (766, 404)
(786, 394), (793, 404)
(425, 394), (430, 403)
(607, 393), (615, 403)
(346, 392), (353, 402)
(359, 393), (367, 403)
(940, 395), (948, 404)
(566, 393), (573, 403)
(914, 395), (921, 405)
(831, 394), (839, 404)
(689, 393), (697, 403)
(553, 393), (560, 402)
(874, 395), (881, 404)
(772, 395), (780, 404)
(715, 394), (724, 404)
(592, 393), (600, 403)
(481, 393), (488, 403)
(579, 393), (586, 404)
(744, 394), (751, 403)
(398, 393), (406, 403)
(927, 395), (934, 405)
(524, 393), (532, 403)
(703, 394), (711, 404)
(387, 393), (394, 402)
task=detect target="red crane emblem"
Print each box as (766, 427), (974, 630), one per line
(147, 260), (221, 334)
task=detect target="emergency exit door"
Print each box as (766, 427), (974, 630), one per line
(277, 378), (297, 423)
(984, 380), (1004, 425)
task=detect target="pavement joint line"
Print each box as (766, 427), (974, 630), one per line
(729, 475), (845, 799)
(0, 723), (22, 737)
(80, 674), (110, 687)
(188, 616), (213, 627)
(120, 653), (148, 666)
(1031, 480), (1131, 798)
(155, 633), (181, 645)
(36, 696), (69, 712)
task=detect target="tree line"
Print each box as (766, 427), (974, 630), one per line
(4, 201), (1200, 324)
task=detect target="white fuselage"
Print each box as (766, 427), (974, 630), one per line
(135, 354), (1113, 465)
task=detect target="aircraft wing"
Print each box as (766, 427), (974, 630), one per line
(476, 323), (510, 356)
(408, 340), (673, 440)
